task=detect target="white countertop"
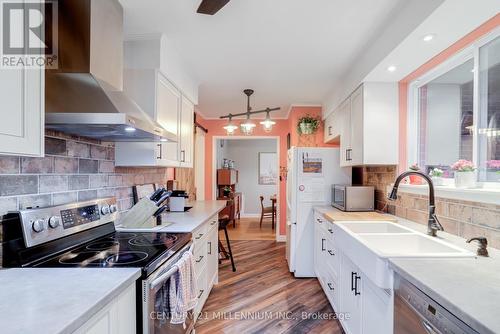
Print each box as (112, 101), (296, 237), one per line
(314, 206), (500, 334)
(0, 268), (141, 334)
(160, 200), (226, 232)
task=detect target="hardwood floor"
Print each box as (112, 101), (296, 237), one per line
(195, 240), (344, 334)
(225, 218), (276, 240)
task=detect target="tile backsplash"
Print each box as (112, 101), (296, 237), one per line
(0, 130), (174, 216)
(362, 166), (500, 249)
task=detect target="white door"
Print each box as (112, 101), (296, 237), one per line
(194, 127), (205, 200)
(286, 148), (297, 272)
(350, 85), (364, 165)
(156, 72), (180, 165)
(0, 30), (44, 157)
(180, 96), (194, 167)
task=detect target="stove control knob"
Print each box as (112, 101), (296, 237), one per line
(109, 204), (118, 213)
(101, 205), (110, 215)
(48, 216), (60, 229)
(32, 219), (45, 233)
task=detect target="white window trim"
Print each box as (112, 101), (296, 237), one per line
(406, 27), (500, 202)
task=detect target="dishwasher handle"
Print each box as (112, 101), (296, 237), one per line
(422, 320), (439, 334)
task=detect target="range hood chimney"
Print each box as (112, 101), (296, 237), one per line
(45, 0), (176, 142)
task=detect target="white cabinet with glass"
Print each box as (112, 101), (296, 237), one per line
(334, 82), (398, 167)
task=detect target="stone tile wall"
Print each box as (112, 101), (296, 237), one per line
(0, 130), (175, 216)
(362, 166), (500, 249)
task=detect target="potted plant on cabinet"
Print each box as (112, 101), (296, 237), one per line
(297, 115), (320, 135)
(222, 186), (232, 197)
(451, 160), (476, 188)
(408, 164), (423, 185)
(429, 168), (444, 186)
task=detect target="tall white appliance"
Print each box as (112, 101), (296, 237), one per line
(286, 147), (351, 277)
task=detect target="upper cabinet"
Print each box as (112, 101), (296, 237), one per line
(0, 61), (44, 157)
(115, 70), (194, 168)
(326, 82), (398, 167)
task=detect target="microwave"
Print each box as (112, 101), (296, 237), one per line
(332, 185), (375, 211)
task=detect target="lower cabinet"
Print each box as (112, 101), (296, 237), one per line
(313, 211), (393, 334)
(74, 283), (136, 334)
(192, 214), (219, 319)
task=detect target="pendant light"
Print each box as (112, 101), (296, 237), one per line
(260, 108), (276, 132)
(223, 114), (238, 135)
(220, 89), (280, 135)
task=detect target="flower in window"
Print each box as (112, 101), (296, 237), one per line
(451, 160), (476, 172)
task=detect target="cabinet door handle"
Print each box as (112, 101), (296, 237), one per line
(354, 274), (361, 296)
(328, 126), (332, 136)
(327, 283), (334, 291)
(195, 233), (204, 240)
(328, 250), (335, 256)
(181, 150), (186, 162)
(196, 255), (204, 263)
(208, 241), (212, 255)
(157, 144), (162, 159)
(197, 289), (204, 299)
(351, 272), (356, 291)
(321, 238), (326, 251)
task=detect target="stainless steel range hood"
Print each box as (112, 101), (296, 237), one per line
(45, 0), (177, 142)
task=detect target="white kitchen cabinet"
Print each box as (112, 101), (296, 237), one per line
(324, 110), (341, 144)
(192, 214), (219, 320)
(336, 82), (398, 167)
(340, 256), (362, 334)
(179, 96), (194, 168)
(74, 282), (136, 334)
(0, 49), (44, 157)
(116, 69), (195, 168)
(361, 277), (393, 334)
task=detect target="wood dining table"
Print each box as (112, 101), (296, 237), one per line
(270, 195), (277, 229)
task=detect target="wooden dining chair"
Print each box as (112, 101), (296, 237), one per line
(259, 196), (274, 228)
(218, 200), (236, 272)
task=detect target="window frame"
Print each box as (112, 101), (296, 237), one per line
(407, 27), (500, 186)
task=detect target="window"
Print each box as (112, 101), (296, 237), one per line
(410, 30), (500, 184)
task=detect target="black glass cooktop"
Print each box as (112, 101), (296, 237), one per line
(34, 231), (191, 275)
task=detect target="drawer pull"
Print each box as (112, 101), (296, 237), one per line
(327, 283), (334, 291)
(328, 228), (333, 234)
(197, 289), (204, 299)
(208, 241), (212, 255)
(316, 218), (322, 223)
(328, 250), (335, 256)
(211, 220), (217, 226)
(196, 255), (204, 263)
(195, 233), (204, 240)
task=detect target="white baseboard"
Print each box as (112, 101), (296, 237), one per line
(239, 213), (261, 218)
(276, 235), (286, 242)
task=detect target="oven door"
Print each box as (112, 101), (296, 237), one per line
(142, 242), (195, 334)
(332, 185), (346, 211)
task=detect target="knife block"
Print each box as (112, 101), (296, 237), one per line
(118, 197), (159, 228)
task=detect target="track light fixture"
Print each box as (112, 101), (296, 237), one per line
(220, 89), (280, 135)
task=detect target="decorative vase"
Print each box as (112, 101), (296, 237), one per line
(431, 176), (443, 186)
(409, 174), (423, 185)
(454, 171), (476, 188)
(299, 122), (314, 135)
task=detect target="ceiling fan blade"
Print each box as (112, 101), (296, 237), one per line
(197, 0), (230, 15)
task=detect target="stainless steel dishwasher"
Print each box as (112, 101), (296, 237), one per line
(394, 274), (479, 334)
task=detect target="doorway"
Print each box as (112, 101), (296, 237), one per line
(213, 136), (280, 241)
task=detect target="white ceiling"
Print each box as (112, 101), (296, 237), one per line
(119, 0), (412, 119)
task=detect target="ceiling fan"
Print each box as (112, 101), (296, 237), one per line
(197, 0), (230, 15)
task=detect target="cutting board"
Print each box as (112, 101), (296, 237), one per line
(324, 210), (397, 222)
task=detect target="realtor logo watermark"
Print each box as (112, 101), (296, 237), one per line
(1, 0), (58, 69)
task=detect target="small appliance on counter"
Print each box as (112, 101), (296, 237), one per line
(169, 190), (190, 212)
(332, 184), (374, 211)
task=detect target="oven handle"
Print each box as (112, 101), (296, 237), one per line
(150, 243), (194, 290)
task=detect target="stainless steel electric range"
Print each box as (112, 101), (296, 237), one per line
(1, 198), (194, 334)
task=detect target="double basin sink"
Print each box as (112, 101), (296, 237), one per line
(333, 221), (474, 288)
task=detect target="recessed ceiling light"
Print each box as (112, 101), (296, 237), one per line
(423, 34), (435, 42)
(387, 65), (397, 72)
(124, 127), (136, 132)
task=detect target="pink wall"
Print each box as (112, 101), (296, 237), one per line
(197, 106), (333, 236)
(398, 14), (500, 171)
